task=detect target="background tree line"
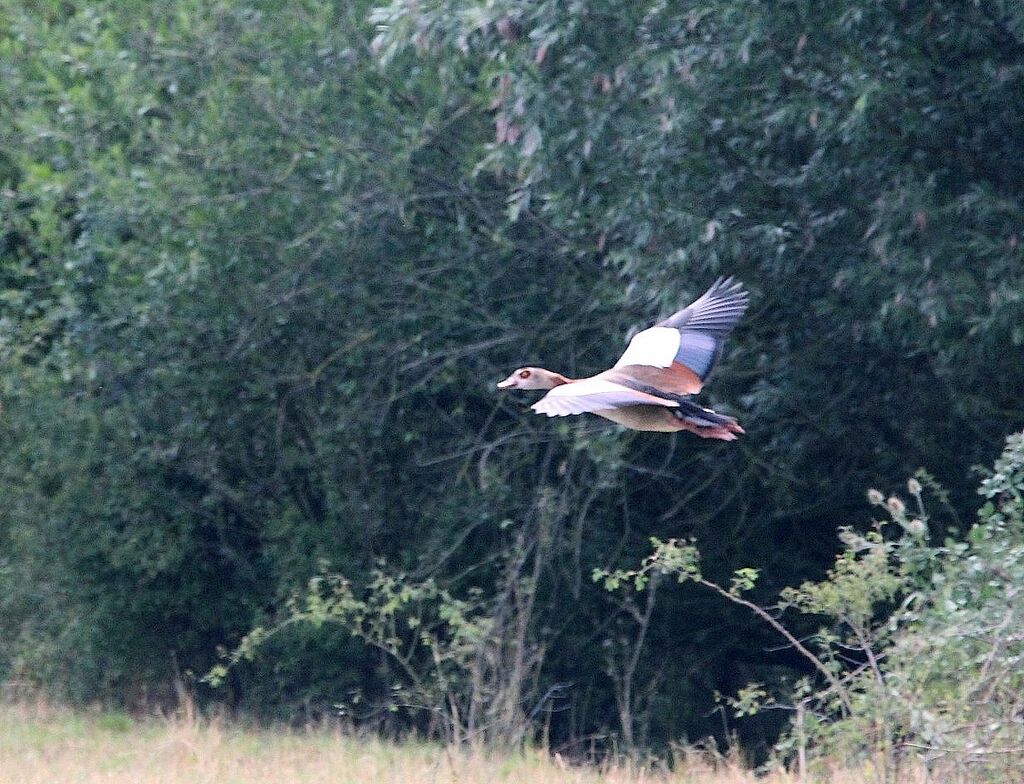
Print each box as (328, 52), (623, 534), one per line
(1, 0), (1022, 760)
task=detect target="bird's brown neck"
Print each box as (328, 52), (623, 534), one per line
(543, 371), (572, 388)
(551, 372), (571, 387)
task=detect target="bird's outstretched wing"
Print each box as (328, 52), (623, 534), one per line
(531, 378), (679, 417)
(612, 276), (748, 394)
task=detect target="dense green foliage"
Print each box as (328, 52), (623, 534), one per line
(859, 434), (1024, 782)
(771, 434), (1024, 783)
(1, 0), (1022, 756)
(602, 433), (1024, 781)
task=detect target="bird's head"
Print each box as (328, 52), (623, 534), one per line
(496, 367), (567, 391)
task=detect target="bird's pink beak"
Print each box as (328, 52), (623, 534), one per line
(496, 374), (517, 389)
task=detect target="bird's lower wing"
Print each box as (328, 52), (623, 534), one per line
(531, 378), (679, 417)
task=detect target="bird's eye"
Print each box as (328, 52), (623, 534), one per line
(519, 370), (531, 379)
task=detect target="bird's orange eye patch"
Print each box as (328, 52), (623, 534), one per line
(519, 370), (531, 379)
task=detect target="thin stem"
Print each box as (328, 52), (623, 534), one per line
(696, 577), (854, 714)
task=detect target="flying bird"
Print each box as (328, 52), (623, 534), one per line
(497, 277), (748, 440)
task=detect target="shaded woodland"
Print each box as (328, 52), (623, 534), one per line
(1, 0), (1023, 766)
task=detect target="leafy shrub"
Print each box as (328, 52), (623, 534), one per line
(601, 432), (1024, 782)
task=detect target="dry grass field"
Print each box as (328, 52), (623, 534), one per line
(0, 701), (925, 784)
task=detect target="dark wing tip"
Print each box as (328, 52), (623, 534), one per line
(658, 275), (749, 332)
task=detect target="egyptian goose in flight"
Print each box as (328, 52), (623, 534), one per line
(497, 277), (748, 440)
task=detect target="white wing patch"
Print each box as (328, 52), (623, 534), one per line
(613, 326), (681, 369)
(531, 378), (679, 418)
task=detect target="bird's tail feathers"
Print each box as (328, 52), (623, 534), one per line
(673, 400), (744, 440)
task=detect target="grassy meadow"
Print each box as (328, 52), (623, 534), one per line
(0, 700), (929, 784)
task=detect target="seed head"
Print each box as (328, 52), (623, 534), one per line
(907, 477), (922, 495)
(904, 518), (926, 537)
(886, 496), (906, 516)
(867, 488), (884, 506)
